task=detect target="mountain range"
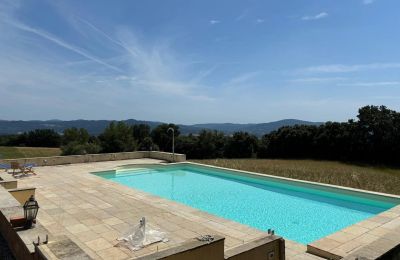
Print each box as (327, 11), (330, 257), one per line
(0, 119), (322, 137)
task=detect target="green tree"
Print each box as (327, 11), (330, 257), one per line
(138, 136), (158, 151)
(25, 129), (61, 147)
(132, 124), (152, 150)
(0, 134), (26, 146)
(355, 105), (400, 162)
(258, 125), (317, 158)
(176, 134), (198, 158)
(224, 132), (258, 158)
(61, 141), (101, 155)
(151, 124), (180, 152)
(99, 122), (136, 153)
(61, 128), (101, 155)
(195, 130), (226, 158)
(132, 124), (151, 144)
(257, 105), (400, 164)
(62, 128), (90, 145)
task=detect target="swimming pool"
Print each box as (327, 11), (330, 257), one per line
(94, 163), (399, 244)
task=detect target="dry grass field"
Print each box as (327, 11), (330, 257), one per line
(191, 159), (400, 195)
(0, 146), (61, 159)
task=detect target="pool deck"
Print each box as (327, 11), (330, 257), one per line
(15, 159), (320, 259)
(308, 203), (400, 259)
(14, 159), (400, 259)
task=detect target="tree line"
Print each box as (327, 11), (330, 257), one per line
(1, 105), (399, 164)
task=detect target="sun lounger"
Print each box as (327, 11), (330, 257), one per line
(0, 163), (11, 172)
(10, 162), (36, 176)
(22, 163), (36, 175)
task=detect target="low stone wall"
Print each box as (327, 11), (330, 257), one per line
(0, 186), (35, 260)
(148, 151), (186, 163)
(137, 234), (284, 260)
(225, 235), (285, 260)
(0, 151), (186, 166)
(137, 235), (225, 260)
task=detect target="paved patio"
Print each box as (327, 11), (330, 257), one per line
(14, 159), (321, 259)
(308, 203), (400, 258)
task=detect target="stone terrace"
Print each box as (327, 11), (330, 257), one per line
(15, 159), (319, 259)
(308, 203), (400, 259)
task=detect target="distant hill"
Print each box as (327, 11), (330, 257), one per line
(0, 119), (322, 137)
(191, 119), (322, 136)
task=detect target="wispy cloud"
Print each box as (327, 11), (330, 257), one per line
(75, 17), (133, 55)
(226, 71), (260, 86)
(0, 1), (216, 121)
(256, 18), (264, 24)
(300, 63), (400, 73)
(236, 10), (249, 21)
(209, 20), (220, 25)
(112, 27), (215, 100)
(302, 12), (328, 21)
(6, 19), (123, 72)
(363, 0), (376, 5)
(290, 77), (346, 83)
(338, 81), (400, 87)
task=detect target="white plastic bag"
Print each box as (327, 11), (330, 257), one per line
(116, 217), (168, 251)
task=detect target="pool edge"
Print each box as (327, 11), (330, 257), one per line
(180, 161), (400, 200)
(91, 160), (400, 259)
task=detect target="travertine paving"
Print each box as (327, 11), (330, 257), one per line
(308, 203), (400, 258)
(16, 159), (319, 259)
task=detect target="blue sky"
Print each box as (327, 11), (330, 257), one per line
(1, 0), (400, 124)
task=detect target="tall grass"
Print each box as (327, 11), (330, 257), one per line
(191, 159), (400, 195)
(0, 146), (61, 159)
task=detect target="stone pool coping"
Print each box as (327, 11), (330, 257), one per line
(114, 161), (400, 259)
(307, 204), (400, 259)
(14, 159), (316, 259)
(176, 161), (400, 259)
(183, 162), (400, 201)
(95, 161), (400, 259)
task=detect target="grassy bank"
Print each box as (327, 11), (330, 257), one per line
(191, 159), (400, 195)
(0, 146), (61, 159)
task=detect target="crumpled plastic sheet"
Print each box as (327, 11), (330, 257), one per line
(115, 217), (168, 251)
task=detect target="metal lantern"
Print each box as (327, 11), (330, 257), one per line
(23, 195), (39, 228)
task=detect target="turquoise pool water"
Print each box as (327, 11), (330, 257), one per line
(94, 164), (398, 244)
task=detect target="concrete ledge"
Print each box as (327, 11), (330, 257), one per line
(225, 235), (285, 260)
(136, 235), (225, 260)
(307, 244), (342, 260)
(0, 180), (17, 189)
(0, 173), (17, 189)
(8, 187), (36, 205)
(341, 226), (400, 260)
(0, 151), (185, 166)
(136, 234), (286, 260)
(0, 187), (20, 209)
(37, 235), (92, 260)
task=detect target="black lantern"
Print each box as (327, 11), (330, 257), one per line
(23, 195), (39, 228)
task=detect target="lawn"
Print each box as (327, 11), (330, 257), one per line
(0, 146), (61, 159)
(191, 159), (400, 195)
